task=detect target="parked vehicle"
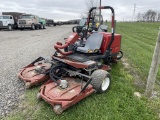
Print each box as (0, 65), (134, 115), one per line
(18, 14), (43, 30)
(39, 18), (46, 29)
(46, 19), (56, 26)
(56, 21), (62, 26)
(0, 12), (23, 31)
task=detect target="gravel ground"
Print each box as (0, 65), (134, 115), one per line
(0, 25), (74, 116)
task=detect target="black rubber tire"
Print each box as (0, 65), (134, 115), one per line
(39, 24), (43, 29)
(7, 25), (12, 31)
(117, 51), (123, 60)
(43, 25), (46, 29)
(91, 69), (111, 94)
(20, 28), (24, 30)
(31, 24), (35, 30)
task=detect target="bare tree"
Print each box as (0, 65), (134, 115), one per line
(137, 12), (142, 22)
(156, 12), (160, 22)
(137, 9), (160, 22)
(85, 0), (99, 11)
(151, 10), (156, 22)
(83, 0), (99, 17)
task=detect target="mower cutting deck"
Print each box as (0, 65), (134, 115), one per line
(18, 57), (52, 88)
(37, 77), (95, 114)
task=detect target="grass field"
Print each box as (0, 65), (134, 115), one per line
(3, 22), (160, 120)
(117, 22), (160, 82)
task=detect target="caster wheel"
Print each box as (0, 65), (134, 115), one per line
(18, 76), (22, 81)
(53, 105), (63, 115)
(25, 82), (31, 89)
(36, 93), (42, 101)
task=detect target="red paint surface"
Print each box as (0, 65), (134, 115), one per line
(40, 77), (94, 110)
(100, 32), (121, 54)
(18, 64), (50, 86)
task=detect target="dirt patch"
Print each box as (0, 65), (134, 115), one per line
(121, 58), (146, 92)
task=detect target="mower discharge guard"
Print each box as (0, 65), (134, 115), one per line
(18, 57), (52, 88)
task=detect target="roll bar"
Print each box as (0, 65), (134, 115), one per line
(86, 6), (115, 51)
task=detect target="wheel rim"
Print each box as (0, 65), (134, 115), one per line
(102, 77), (110, 91)
(32, 25), (35, 29)
(9, 26), (11, 30)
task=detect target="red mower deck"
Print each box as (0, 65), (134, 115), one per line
(38, 77), (95, 114)
(18, 58), (52, 88)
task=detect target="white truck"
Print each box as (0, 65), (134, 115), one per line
(0, 12), (23, 31)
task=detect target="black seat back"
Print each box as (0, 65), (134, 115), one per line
(77, 33), (103, 53)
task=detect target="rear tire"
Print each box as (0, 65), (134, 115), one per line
(91, 69), (111, 93)
(20, 28), (24, 30)
(39, 24), (43, 29)
(117, 51), (123, 60)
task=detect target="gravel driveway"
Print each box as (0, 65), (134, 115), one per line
(0, 25), (74, 116)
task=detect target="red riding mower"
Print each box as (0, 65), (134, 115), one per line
(18, 6), (123, 114)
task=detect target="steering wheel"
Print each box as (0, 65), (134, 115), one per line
(72, 26), (82, 34)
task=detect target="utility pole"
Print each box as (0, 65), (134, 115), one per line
(145, 31), (160, 98)
(99, 0), (101, 21)
(132, 3), (136, 22)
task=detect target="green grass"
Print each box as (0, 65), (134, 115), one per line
(116, 22), (160, 81)
(3, 22), (160, 120)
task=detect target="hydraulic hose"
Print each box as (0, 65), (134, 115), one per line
(49, 65), (66, 85)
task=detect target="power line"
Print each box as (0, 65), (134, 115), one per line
(132, 3), (136, 21)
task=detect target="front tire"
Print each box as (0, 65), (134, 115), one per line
(7, 25), (12, 31)
(91, 69), (111, 93)
(43, 25), (46, 29)
(31, 24), (35, 30)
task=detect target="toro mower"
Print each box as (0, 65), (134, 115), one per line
(35, 6), (123, 114)
(18, 6), (123, 114)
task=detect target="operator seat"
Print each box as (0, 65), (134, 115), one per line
(77, 32), (103, 53)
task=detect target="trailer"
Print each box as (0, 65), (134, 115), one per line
(46, 19), (56, 26)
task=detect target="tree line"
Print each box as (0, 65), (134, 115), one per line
(137, 9), (160, 22)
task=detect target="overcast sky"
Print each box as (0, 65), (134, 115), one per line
(0, 0), (159, 21)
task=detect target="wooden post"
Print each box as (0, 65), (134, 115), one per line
(145, 31), (160, 98)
